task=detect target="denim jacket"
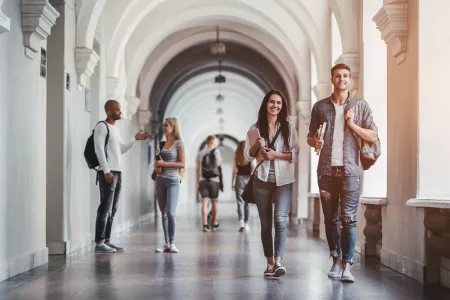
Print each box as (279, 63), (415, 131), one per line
(244, 121), (300, 186)
(307, 95), (378, 176)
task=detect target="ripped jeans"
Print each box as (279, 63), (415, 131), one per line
(318, 167), (360, 263)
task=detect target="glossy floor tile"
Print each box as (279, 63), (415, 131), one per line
(0, 201), (449, 300)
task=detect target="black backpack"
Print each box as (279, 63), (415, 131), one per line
(84, 121), (110, 170)
(201, 148), (219, 179)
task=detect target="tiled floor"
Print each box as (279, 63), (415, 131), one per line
(0, 201), (449, 300)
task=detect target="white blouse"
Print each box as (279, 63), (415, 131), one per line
(244, 121), (300, 186)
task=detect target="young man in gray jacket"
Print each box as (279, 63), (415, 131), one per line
(307, 64), (378, 282)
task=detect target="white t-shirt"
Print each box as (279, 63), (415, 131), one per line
(331, 103), (345, 166)
(94, 122), (137, 173)
(196, 147), (222, 182)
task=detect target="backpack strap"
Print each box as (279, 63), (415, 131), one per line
(345, 98), (362, 150)
(98, 121), (110, 161)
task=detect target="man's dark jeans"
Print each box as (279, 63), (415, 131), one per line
(318, 167), (360, 263)
(95, 171), (122, 243)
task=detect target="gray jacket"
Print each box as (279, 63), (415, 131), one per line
(307, 95), (378, 176)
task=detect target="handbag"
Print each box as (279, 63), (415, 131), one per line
(241, 128), (281, 204)
(151, 141), (166, 181)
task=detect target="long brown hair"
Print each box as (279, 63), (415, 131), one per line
(256, 89), (290, 151)
(234, 141), (248, 166)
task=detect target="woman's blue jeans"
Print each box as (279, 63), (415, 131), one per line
(156, 176), (180, 244)
(253, 178), (292, 259)
(235, 175), (251, 222)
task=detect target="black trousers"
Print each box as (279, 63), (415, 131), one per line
(95, 171), (122, 243)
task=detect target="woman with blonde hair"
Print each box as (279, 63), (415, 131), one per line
(232, 141), (254, 232)
(153, 117), (185, 253)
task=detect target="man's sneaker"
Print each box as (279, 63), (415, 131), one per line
(170, 244), (179, 253)
(264, 265), (275, 276)
(341, 265), (355, 282)
(212, 222), (220, 231)
(238, 219), (245, 232)
(328, 264), (343, 279)
(95, 243), (116, 253)
(273, 262), (286, 277)
(244, 223), (250, 232)
(203, 225), (210, 232)
(105, 242), (124, 252)
(155, 243), (171, 253)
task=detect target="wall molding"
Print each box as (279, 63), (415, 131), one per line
(381, 247), (425, 283)
(0, 247), (48, 282)
(373, 1), (408, 64)
(75, 47), (100, 89)
(407, 198), (450, 209)
(22, 0), (60, 59)
(0, 8), (11, 34)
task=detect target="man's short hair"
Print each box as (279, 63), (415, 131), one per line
(104, 99), (118, 112)
(331, 63), (351, 78)
(206, 135), (216, 144)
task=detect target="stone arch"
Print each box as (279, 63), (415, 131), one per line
(76, 0), (107, 48)
(328, 0), (359, 53)
(138, 28), (297, 109)
(122, 11), (302, 109)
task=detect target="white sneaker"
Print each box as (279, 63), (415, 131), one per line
(155, 243), (171, 253)
(328, 264), (343, 279)
(244, 223), (250, 231)
(239, 219), (245, 232)
(341, 265), (355, 282)
(170, 244), (179, 253)
(95, 243), (116, 253)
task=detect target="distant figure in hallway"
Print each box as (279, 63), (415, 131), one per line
(244, 89), (300, 277)
(197, 135), (222, 232)
(153, 118), (185, 253)
(232, 141), (254, 232)
(94, 100), (149, 253)
(307, 63), (378, 283)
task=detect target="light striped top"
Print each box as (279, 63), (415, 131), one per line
(159, 140), (183, 178)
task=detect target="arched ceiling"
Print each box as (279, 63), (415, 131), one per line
(137, 26), (298, 111)
(79, 0), (361, 99)
(148, 41), (289, 122)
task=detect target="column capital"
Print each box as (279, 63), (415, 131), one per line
(0, 5), (11, 34)
(75, 47), (100, 89)
(373, 1), (408, 64)
(138, 109), (152, 126)
(125, 96), (141, 119)
(107, 76), (121, 100)
(22, 0), (60, 59)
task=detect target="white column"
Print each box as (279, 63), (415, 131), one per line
(362, 0), (387, 198)
(374, 0), (426, 283)
(416, 0), (450, 199)
(296, 100), (310, 221)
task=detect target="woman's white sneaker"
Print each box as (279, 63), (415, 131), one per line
(341, 265), (355, 282)
(264, 265), (275, 276)
(170, 244), (179, 253)
(155, 243), (171, 253)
